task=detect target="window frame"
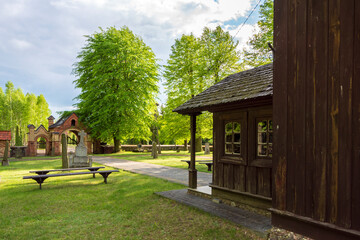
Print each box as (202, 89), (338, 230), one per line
(224, 121), (242, 155)
(256, 118), (273, 158)
(248, 109), (273, 168)
(218, 111), (247, 165)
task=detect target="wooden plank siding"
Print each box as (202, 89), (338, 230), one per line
(212, 106), (272, 206)
(273, 0), (360, 237)
(272, 0), (287, 212)
(351, 0), (360, 230)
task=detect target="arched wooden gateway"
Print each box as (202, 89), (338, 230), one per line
(174, 63), (273, 210)
(27, 113), (92, 156)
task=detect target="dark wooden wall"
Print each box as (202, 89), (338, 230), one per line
(212, 106), (272, 202)
(273, 0), (360, 236)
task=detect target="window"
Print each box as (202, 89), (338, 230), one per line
(257, 119), (273, 157)
(71, 119), (76, 126)
(225, 122), (241, 155)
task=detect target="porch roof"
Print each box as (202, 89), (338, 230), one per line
(173, 63), (273, 114)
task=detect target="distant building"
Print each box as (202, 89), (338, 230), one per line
(0, 131), (11, 156)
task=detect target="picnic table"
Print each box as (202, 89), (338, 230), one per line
(29, 166), (105, 178)
(181, 160), (213, 171)
(23, 167), (119, 189)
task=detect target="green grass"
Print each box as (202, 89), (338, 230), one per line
(0, 159), (264, 239)
(96, 150), (213, 173)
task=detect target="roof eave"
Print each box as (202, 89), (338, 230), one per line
(173, 95), (273, 115)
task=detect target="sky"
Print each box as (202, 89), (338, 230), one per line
(0, 0), (261, 120)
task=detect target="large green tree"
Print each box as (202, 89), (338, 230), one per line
(0, 81), (51, 145)
(161, 34), (200, 144)
(200, 26), (242, 83)
(161, 27), (241, 146)
(73, 26), (159, 152)
(242, 0), (274, 68)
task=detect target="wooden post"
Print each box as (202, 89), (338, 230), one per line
(151, 126), (158, 159)
(1, 141), (9, 166)
(189, 113), (200, 189)
(61, 134), (68, 168)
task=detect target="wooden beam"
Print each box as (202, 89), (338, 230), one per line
(189, 113), (200, 189)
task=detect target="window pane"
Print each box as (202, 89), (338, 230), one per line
(234, 133), (241, 143)
(225, 144), (232, 154)
(258, 120), (267, 132)
(225, 122), (233, 133)
(233, 122), (241, 133)
(269, 120), (273, 131)
(258, 144), (268, 156)
(225, 133), (232, 142)
(258, 132), (267, 143)
(234, 144), (241, 154)
(269, 132), (273, 143)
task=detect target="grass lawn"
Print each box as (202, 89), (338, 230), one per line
(0, 159), (264, 239)
(96, 150), (212, 173)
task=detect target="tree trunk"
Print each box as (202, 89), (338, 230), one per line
(61, 134), (68, 168)
(92, 139), (102, 154)
(157, 142), (161, 154)
(195, 136), (202, 152)
(114, 137), (120, 153)
(151, 126), (158, 158)
(184, 139), (188, 151)
(2, 140), (9, 166)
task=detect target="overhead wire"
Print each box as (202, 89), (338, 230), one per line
(232, 0), (264, 40)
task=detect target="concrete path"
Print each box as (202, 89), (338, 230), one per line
(93, 156), (212, 187)
(156, 189), (271, 234)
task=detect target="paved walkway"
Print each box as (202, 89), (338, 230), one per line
(93, 156), (271, 234)
(93, 156), (212, 187)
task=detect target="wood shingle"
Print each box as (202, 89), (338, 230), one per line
(173, 63), (273, 114)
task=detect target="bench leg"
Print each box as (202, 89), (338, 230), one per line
(90, 168), (101, 178)
(99, 172), (112, 184)
(33, 177), (48, 190)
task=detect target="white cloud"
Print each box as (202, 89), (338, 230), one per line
(11, 38), (33, 50)
(231, 23), (260, 51)
(0, 0), (258, 114)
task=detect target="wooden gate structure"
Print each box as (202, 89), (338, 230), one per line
(27, 113), (92, 156)
(272, 0), (360, 239)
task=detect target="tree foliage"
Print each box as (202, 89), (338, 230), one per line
(0, 81), (51, 145)
(73, 26), (159, 150)
(161, 26), (242, 144)
(242, 0), (274, 68)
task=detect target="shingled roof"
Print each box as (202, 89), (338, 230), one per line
(49, 112), (78, 129)
(0, 131), (11, 141)
(173, 63), (273, 114)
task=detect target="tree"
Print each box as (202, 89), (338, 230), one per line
(0, 81), (51, 145)
(162, 34), (200, 144)
(161, 27), (241, 147)
(73, 26), (159, 152)
(200, 26), (242, 83)
(36, 94), (51, 128)
(0, 87), (5, 130)
(242, 0), (274, 68)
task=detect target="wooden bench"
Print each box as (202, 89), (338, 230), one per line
(181, 160), (213, 171)
(199, 162), (213, 171)
(23, 170), (119, 189)
(29, 167), (105, 178)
